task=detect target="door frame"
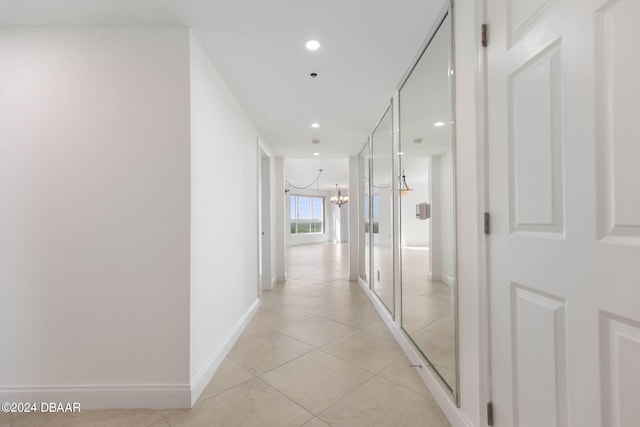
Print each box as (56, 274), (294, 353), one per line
(452, 0), (492, 424)
(476, 0), (492, 424)
(477, 1), (492, 425)
(257, 138), (273, 293)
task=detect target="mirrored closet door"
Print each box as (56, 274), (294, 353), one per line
(399, 9), (458, 399)
(371, 105), (394, 314)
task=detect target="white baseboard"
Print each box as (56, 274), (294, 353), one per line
(0, 299), (260, 410)
(427, 273), (455, 286)
(357, 277), (472, 427)
(0, 384), (191, 410)
(348, 272), (359, 281)
(189, 299), (259, 406)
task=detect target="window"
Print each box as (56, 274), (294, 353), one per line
(290, 195), (324, 234)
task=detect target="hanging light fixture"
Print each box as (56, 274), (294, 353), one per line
(330, 184), (349, 207)
(400, 170), (412, 196)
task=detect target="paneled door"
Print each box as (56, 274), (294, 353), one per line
(486, 0), (640, 426)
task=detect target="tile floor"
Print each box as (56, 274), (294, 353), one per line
(5, 243), (450, 427)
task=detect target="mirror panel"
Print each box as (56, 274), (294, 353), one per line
(371, 105), (394, 314)
(399, 11), (458, 397)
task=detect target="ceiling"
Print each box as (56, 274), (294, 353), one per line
(285, 158), (348, 192)
(0, 1), (450, 192)
(0, 0), (447, 159)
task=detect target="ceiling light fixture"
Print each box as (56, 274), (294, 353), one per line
(413, 138), (423, 145)
(434, 121), (445, 127)
(311, 123), (320, 128)
(400, 170), (412, 196)
(305, 40), (320, 51)
(330, 184), (349, 208)
(313, 152), (320, 156)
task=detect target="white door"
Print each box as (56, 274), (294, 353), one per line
(486, 0), (640, 426)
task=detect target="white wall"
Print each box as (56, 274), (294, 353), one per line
(330, 191), (349, 243)
(0, 28), (191, 406)
(339, 197), (349, 242)
(269, 154), (278, 287)
(348, 156), (360, 281)
(188, 32), (260, 402)
(274, 157), (286, 281)
(400, 157), (430, 248)
(428, 153), (454, 285)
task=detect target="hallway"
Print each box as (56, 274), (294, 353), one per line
(3, 243), (450, 427)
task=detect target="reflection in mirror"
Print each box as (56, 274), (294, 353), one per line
(371, 105), (394, 314)
(358, 141), (370, 284)
(399, 11), (458, 398)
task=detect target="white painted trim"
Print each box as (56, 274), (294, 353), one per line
(257, 138), (273, 159)
(358, 277), (472, 427)
(189, 298), (259, 406)
(0, 385), (191, 410)
(464, 0), (492, 423)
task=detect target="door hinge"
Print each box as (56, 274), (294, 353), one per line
(482, 24), (489, 47)
(487, 401), (494, 426)
(484, 212), (490, 234)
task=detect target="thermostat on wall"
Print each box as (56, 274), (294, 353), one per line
(416, 203), (430, 220)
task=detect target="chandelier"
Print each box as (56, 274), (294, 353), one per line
(330, 184), (349, 207)
(400, 170), (412, 196)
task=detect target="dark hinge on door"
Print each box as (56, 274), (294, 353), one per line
(484, 212), (490, 234)
(487, 401), (494, 426)
(482, 24), (489, 47)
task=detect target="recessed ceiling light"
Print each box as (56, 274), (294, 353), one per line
(313, 152), (320, 156)
(434, 121), (445, 127)
(311, 123), (320, 128)
(305, 40), (320, 51)
(398, 152), (405, 155)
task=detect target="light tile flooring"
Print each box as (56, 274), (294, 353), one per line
(4, 243), (450, 427)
